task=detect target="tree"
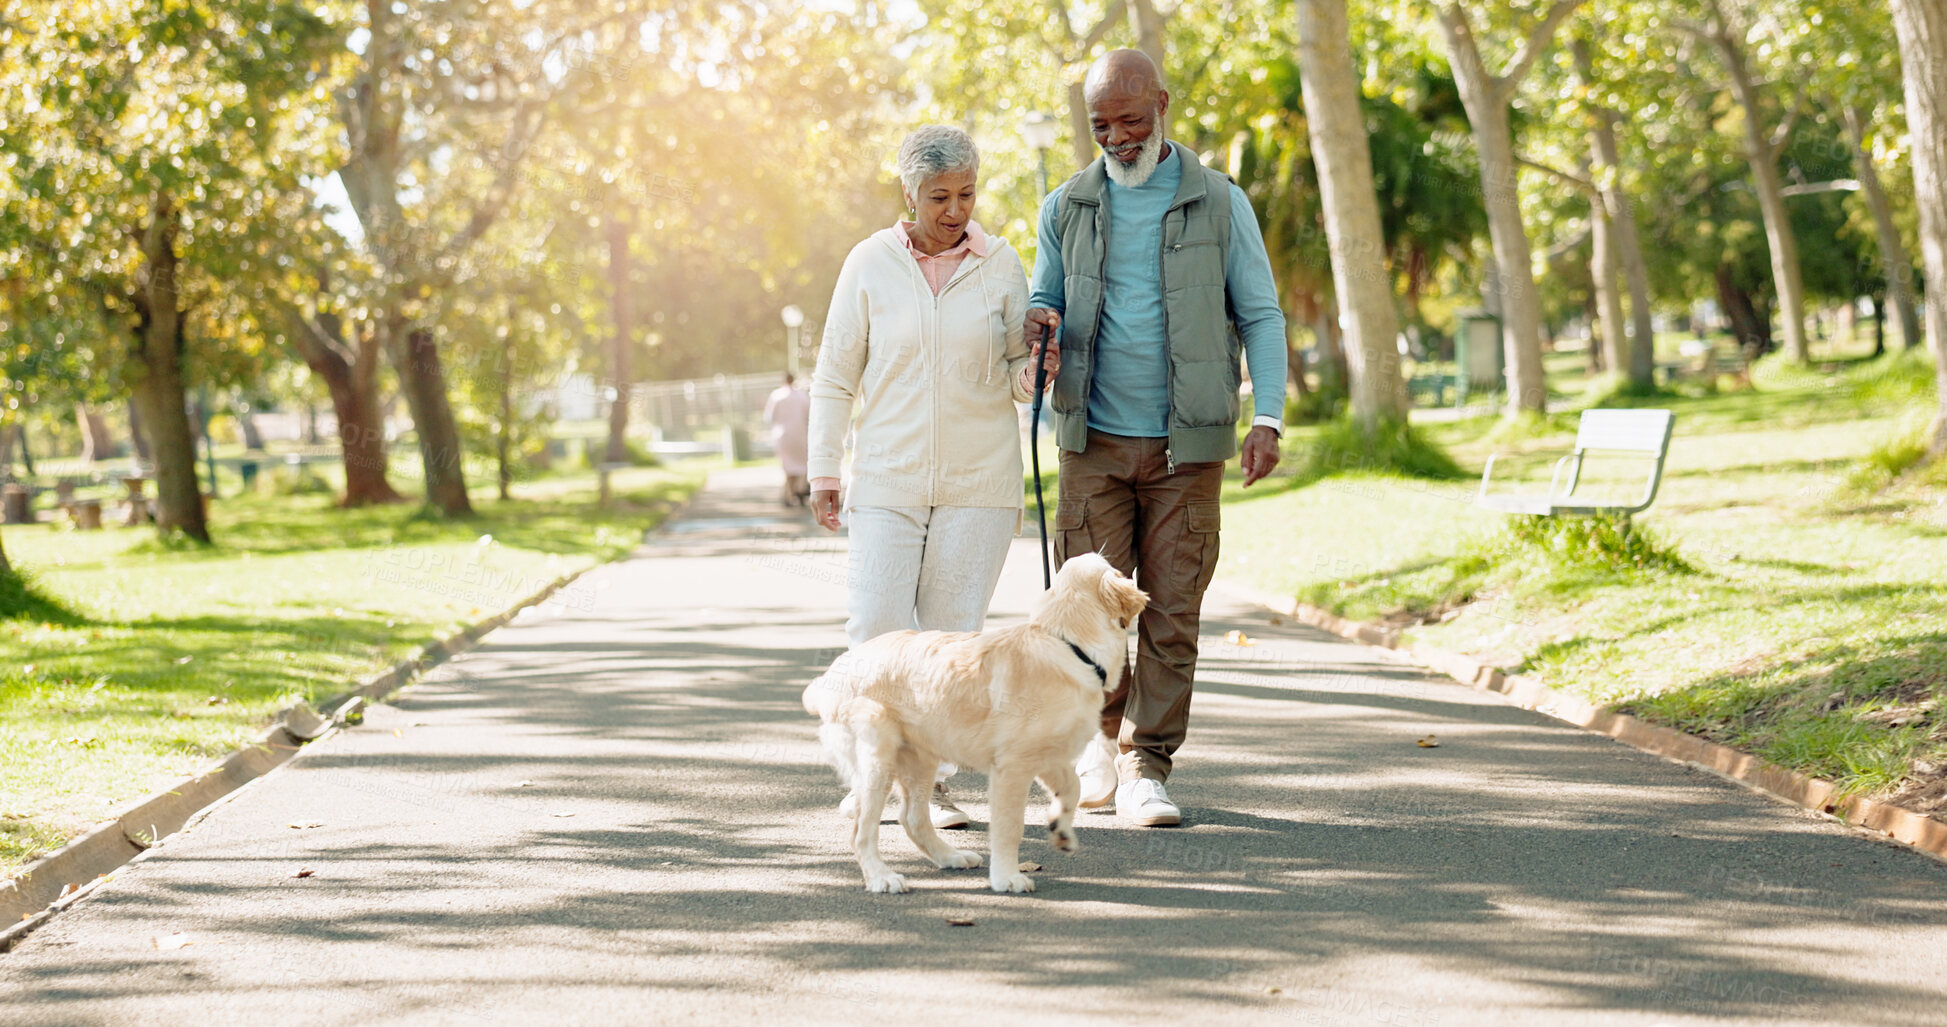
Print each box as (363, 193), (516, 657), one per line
(0, 0), (344, 543)
(1674, 0), (1814, 363)
(1431, 0), (1586, 416)
(1569, 33), (1655, 388)
(1806, 0), (1922, 353)
(1890, 0), (1947, 453)
(1295, 0), (1406, 429)
(1840, 102), (1921, 354)
(327, 0), (635, 516)
(287, 272), (405, 506)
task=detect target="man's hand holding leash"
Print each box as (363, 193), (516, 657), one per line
(1022, 307), (1062, 394)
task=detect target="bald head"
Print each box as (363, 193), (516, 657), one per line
(1084, 49), (1166, 106)
(1083, 49), (1171, 185)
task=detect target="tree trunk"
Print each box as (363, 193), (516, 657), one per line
(129, 196), (210, 543)
(1295, 0), (1408, 430)
(1715, 264), (1771, 356)
(1872, 290), (1887, 357)
(1127, 0), (1168, 69)
(604, 198), (634, 465)
(236, 407), (265, 451)
(1843, 103), (1923, 354)
(126, 401), (151, 467)
(1588, 186), (1628, 382)
(14, 422), (33, 477)
(1892, 0), (1947, 452)
(1436, 6), (1549, 414)
(391, 325), (473, 516)
(1286, 337), (1312, 400)
(76, 404), (114, 463)
(1066, 78), (1095, 171)
(498, 300), (516, 502)
(293, 311), (405, 506)
(1577, 51), (1656, 390)
(1614, 188), (1658, 389)
(1312, 303), (1348, 400)
(1713, 26), (1810, 363)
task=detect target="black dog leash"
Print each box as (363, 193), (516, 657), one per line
(1029, 326), (1052, 590)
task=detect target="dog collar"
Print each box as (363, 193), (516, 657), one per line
(1064, 640), (1108, 686)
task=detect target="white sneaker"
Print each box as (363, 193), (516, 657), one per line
(839, 785), (970, 829)
(929, 782), (972, 830)
(1076, 734), (1117, 809)
(1115, 778), (1181, 827)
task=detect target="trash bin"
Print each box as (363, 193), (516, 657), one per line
(721, 425), (751, 463)
(1455, 310), (1505, 407)
(239, 461), (260, 490)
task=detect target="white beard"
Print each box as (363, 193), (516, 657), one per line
(1102, 130), (1165, 188)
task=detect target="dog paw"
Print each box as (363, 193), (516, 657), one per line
(1048, 825), (1079, 854)
(989, 872), (1036, 894)
(865, 871), (909, 894)
(935, 849), (982, 869)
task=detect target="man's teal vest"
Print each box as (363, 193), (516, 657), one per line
(1050, 141), (1243, 465)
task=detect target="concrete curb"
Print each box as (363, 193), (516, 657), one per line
(0, 566), (594, 949)
(1216, 581), (1947, 865)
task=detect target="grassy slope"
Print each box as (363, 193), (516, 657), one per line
(1, 466), (703, 872)
(1222, 345), (1947, 812)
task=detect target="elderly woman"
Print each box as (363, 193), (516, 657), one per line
(807, 124), (1053, 829)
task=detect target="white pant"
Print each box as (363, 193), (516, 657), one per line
(844, 505), (1017, 646)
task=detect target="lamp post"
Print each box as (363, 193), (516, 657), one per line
(1021, 111), (1058, 199)
(780, 304), (805, 377)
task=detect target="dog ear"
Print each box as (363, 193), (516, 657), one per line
(1097, 568), (1148, 626)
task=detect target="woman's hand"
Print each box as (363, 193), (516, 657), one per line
(811, 489), (842, 531)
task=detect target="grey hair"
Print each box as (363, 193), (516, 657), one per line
(897, 125), (979, 197)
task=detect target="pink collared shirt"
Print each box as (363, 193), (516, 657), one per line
(900, 219), (988, 296)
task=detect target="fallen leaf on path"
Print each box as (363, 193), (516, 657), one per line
(1017, 862), (1042, 872)
(58, 883), (78, 899)
(1416, 735), (1439, 748)
(288, 822), (323, 830)
(552, 812), (575, 818)
(393, 729), (402, 738)
(291, 868), (314, 879)
(152, 933), (192, 950)
(944, 917), (975, 927)
(1264, 986), (1283, 996)
(1223, 630), (1257, 646)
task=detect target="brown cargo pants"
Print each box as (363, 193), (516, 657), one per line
(1054, 429), (1223, 784)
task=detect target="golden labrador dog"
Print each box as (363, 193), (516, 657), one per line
(803, 553), (1147, 894)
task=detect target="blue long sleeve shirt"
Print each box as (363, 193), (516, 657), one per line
(1028, 147), (1288, 436)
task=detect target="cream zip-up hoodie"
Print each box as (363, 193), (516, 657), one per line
(808, 224), (1033, 510)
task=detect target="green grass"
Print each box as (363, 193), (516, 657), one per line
(1228, 342), (1947, 811)
(0, 465), (703, 873)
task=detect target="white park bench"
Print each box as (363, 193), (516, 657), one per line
(1476, 408), (1675, 517)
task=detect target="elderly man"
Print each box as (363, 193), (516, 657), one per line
(1023, 49), (1286, 827)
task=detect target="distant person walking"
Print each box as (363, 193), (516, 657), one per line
(807, 124), (1047, 829)
(1027, 50), (1288, 828)
(764, 372), (811, 507)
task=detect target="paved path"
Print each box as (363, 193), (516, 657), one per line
(5, 468), (1945, 1026)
